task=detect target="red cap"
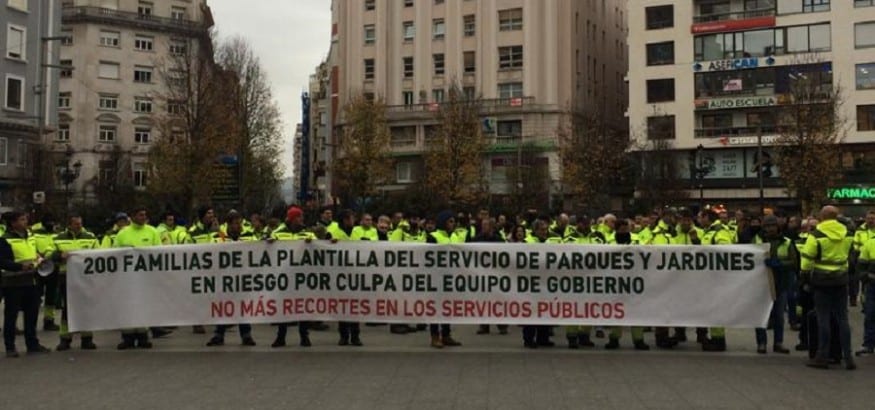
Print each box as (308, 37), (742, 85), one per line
(287, 206), (303, 222)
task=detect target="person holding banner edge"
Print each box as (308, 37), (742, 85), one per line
(754, 215), (796, 355)
(270, 206), (318, 348)
(329, 209), (364, 347)
(426, 211), (463, 349)
(207, 211), (257, 347)
(700, 207), (736, 352)
(522, 219), (560, 349)
(115, 207), (163, 350)
(51, 215), (100, 351)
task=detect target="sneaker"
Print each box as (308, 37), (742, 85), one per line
(137, 340), (153, 349)
(672, 332), (688, 343)
(604, 338), (620, 350)
(431, 335), (444, 349)
(151, 328), (172, 339)
(299, 336), (311, 347)
(351, 336), (363, 347)
(6, 350), (19, 358)
(441, 336), (461, 347)
(206, 336), (224, 347)
(634, 341), (650, 351)
(242, 337), (256, 347)
(81, 338), (97, 350)
(43, 320), (60, 332)
(27, 345), (51, 354)
(476, 326), (490, 335)
(702, 338), (726, 352)
(795, 343), (808, 352)
(56, 339), (72, 352)
(846, 358), (858, 371)
(773, 344), (790, 354)
(271, 338), (286, 348)
(338, 338), (349, 346)
(117, 340), (135, 350)
(757, 344), (767, 354)
(805, 358), (829, 369)
(855, 346), (874, 357)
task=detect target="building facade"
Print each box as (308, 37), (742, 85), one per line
(54, 0), (212, 203)
(629, 0), (875, 213)
(319, 0), (628, 209)
(1, 0), (61, 210)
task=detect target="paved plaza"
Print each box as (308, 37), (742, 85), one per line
(2, 312), (874, 410)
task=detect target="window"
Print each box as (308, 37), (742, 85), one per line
(499, 8), (523, 31)
(432, 89), (445, 103)
(434, 0), (444, 4)
(0, 138), (6, 165)
(396, 162), (413, 183)
(61, 29), (73, 46)
(169, 40), (186, 55)
(463, 86), (476, 99)
(404, 0), (413, 7)
(364, 25), (376, 44)
(647, 115), (676, 139)
(133, 167), (147, 188)
(857, 63), (875, 90)
(857, 22), (875, 49)
(98, 162), (115, 185)
(364, 0), (375, 11)
(134, 35), (154, 51)
(6, 25), (25, 60)
(859, 105), (875, 131)
(787, 23), (830, 53)
(403, 22), (415, 41)
(464, 51), (476, 73)
(499, 46), (523, 69)
(58, 92), (71, 109)
(403, 57), (414, 78)
(498, 82), (523, 99)
(433, 53), (445, 76)
(803, 0), (830, 13)
(646, 42), (674, 66)
(168, 101), (184, 114)
(99, 30), (120, 47)
(16, 141), (28, 168)
(98, 94), (118, 110)
(134, 66), (153, 83)
(433, 19), (445, 40)
(497, 120), (522, 139)
(56, 124), (71, 142)
(59, 59), (73, 78)
(364, 59), (375, 80)
(646, 5), (673, 30)
(98, 62), (120, 79)
(4, 76), (24, 111)
(647, 79), (675, 103)
(171, 6), (186, 20)
(134, 97), (153, 113)
(137, 1), (153, 17)
(98, 125), (117, 142)
(698, 0), (730, 18)
(464, 15), (475, 36)
(402, 91), (414, 106)
(135, 128), (151, 144)
(8, 0), (27, 11)
(858, 0), (875, 7)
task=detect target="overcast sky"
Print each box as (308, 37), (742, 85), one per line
(209, 0), (332, 177)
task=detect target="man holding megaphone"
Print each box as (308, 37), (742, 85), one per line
(0, 211), (51, 358)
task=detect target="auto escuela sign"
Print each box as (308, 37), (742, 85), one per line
(65, 241), (774, 332)
(696, 96), (777, 110)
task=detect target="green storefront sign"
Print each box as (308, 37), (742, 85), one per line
(828, 187), (875, 200)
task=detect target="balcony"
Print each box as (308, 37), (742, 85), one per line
(695, 125), (781, 139)
(691, 8), (776, 34)
(62, 6), (206, 36)
(385, 97), (536, 121)
(693, 8), (776, 24)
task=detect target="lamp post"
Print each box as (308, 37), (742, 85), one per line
(58, 145), (82, 215)
(689, 144), (709, 212)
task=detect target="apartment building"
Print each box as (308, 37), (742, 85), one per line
(53, 0), (212, 201)
(1, 0), (61, 210)
(316, 0), (628, 207)
(629, 0), (875, 212)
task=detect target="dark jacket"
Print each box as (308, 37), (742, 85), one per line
(472, 232), (504, 243)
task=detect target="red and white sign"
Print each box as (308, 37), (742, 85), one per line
(691, 16), (776, 34)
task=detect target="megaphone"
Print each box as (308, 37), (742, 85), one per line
(36, 258), (55, 277)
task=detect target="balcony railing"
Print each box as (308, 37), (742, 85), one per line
(62, 6), (205, 35)
(385, 96), (535, 115)
(695, 125), (781, 139)
(693, 8), (775, 23)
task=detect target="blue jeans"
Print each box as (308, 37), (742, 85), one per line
(813, 285), (852, 361)
(756, 290), (787, 346)
(863, 284), (875, 348)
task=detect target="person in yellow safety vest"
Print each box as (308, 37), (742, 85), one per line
(206, 211), (258, 347)
(597, 213), (617, 244)
(30, 215), (60, 332)
(670, 209), (703, 344)
(851, 212), (875, 307)
(855, 225), (875, 357)
(0, 211), (52, 357)
(426, 210), (463, 349)
(270, 206), (319, 348)
(800, 206), (855, 370)
(316, 207), (339, 233)
(635, 213), (656, 246)
(562, 215), (606, 348)
(351, 213), (378, 241)
(474, 218), (509, 336)
(603, 218), (651, 350)
(330, 210), (366, 346)
(186, 205), (218, 335)
(700, 208), (736, 352)
(390, 211), (405, 233)
(157, 211), (189, 245)
(454, 212), (476, 243)
(647, 211), (680, 349)
(250, 213), (268, 240)
(100, 213), (130, 248)
(114, 206), (162, 350)
(549, 213), (573, 241)
(51, 215), (100, 351)
(521, 220), (560, 349)
(754, 215), (797, 355)
(376, 215), (392, 241)
(794, 217), (817, 351)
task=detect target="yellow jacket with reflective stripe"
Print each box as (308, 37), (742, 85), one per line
(800, 220), (851, 273)
(52, 230), (99, 273)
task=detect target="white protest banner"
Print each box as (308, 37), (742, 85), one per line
(66, 241), (773, 332)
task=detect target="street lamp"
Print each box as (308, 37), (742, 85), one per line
(58, 145), (82, 215)
(689, 144), (710, 212)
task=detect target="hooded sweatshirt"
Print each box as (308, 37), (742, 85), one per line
(800, 219), (850, 273)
